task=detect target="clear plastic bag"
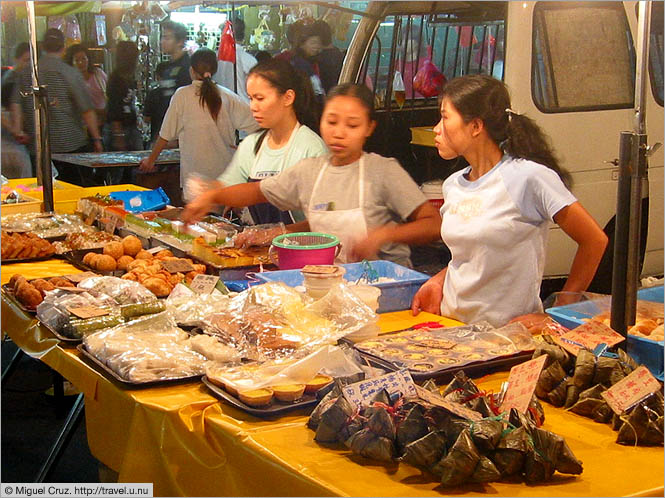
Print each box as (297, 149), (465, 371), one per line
(37, 289), (118, 335)
(78, 276), (158, 305)
(232, 223), (286, 248)
(84, 312), (206, 383)
(165, 283), (233, 327)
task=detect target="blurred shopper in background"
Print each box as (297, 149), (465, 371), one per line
(213, 18), (257, 101)
(11, 28), (102, 185)
(1, 43), (32, 178)
(65, 44), (107, 131)
(289, 23), (324, 104)
(139, 48), (258, 205)
(104, 41), (141, 183)
(313, 20), (344, 93)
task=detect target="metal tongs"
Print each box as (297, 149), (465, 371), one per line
(355, 260), (379, 284)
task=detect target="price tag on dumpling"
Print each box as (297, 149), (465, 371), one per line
(190, 274), (219, 294)
(415, 385), (482, 421)
(343, 369), (417, 408)
(500, 355), (548, 414)
(601, 366), (662, 415)
(554, 321), (625, 355)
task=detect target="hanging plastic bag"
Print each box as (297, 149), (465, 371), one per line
(217, 20), (236, 63)
(392, 70), (406, 108)
(413, 48), (446, 98)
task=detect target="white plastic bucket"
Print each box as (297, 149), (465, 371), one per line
(421, 180), (444, 209)
(302, 266), (346, 299)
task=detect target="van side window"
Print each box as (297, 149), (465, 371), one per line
(532, 2), (635, 112)
(360, 13), (505, 111)
(646, 1), (664, 106)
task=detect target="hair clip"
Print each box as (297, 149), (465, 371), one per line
(505, 108), (519, 122)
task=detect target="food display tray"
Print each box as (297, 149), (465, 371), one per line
(202, 376), (320, 418)
(196, 258), (278, 281)
(352, 328), (534, 382)
(77, 344), (202, 387)
(1, 284), (37, 314)
(64, 248), (125, 277)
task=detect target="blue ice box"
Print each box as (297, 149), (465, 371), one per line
(253, 260), (430, 313)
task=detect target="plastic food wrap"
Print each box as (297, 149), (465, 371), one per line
(78, 276), (158, 305)
(202, 283), (377, 362)
(165, 283), (233, 327)
(37, 289), (119, 339)
(232, 223), (286, 248)
(1, 213), (95, 238)
(83, 312), (207, 383)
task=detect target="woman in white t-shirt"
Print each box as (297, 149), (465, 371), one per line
(138, 48), (259, 197)
(411, 75), (608, 328)
(190, 58), (327, 225)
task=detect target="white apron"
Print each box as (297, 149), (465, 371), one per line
(308, 154), (368, 263)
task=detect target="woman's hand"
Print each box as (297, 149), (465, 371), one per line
(138, 157), (156, 173)
(411, 270), (446, 316)
(182, 190), (217, 225)
(349, 227), (389, 262)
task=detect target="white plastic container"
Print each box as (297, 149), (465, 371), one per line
(302, 266), (346, 299)
(420, 180), (444, 210)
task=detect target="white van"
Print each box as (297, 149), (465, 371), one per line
(338, 1), (664, 293)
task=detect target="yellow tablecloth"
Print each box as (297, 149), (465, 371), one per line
(1, 260), (663, 497)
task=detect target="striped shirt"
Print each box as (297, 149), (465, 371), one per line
(12, 53), (93, 153)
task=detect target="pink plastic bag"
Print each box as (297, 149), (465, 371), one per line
(412, 48), (445, 98)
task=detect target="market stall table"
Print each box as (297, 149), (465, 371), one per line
(1, 260), (663, 497)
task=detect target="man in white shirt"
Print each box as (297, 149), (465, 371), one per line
(213, 18), (257, 101)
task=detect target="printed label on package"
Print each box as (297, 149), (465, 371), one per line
(63, 272), (97, 283)
(66, 305), (110, 319)
(601, 366), (662, 415)
(500, 355), (548, 414)
(554, 321), (625, 355)
(415, 385), (482, 421)
(343, 369), (417, 408)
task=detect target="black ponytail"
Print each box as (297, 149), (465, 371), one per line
(191, 48), (222, 122)
(441, 75), (570, 186)
(248, 58), (319, 154)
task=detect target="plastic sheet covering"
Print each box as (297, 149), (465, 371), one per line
(202, 282), (377, 362)
(77, 276), (158, 305)
(83, 312), (207, 383)
(165, 283), (233, 327)
(1, 212), (96, 238)
(37, 288), (118, 334)
(206, 344), (365, 392)
(433, 321), (535, 353)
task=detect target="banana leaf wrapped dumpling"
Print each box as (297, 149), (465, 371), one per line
(491, 425), (530, 476)
(532, 338), (572, 371)
(616, 402), (665, 446)
(346, 428), (395, 462)
(568, 384), (606, 418)
(435, 429), (481, 487)
(470, 455), (502, 483)
(396, 404), (430, 452)
(399, 430), (447, 469)
(308, 385), (342, 430)
(524, 427), (583, 483)
(314, 395), (359, 443)
(535, 361), (567, 399)
(572, 349), (596, 389)
(469, 418), (504, 452)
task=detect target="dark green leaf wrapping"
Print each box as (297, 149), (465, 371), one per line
(396, 405), (429, 451)
(444, 418), (472, 443)
(564, 380), (581, 409)
(536, 361), (567, 399)
(492, 426), (530, 476)
(555, 438), (584, 475)
(573, 350), (596, 389)
(346, 428), (395, 462)
(442, 371), (478, 398)
(546, 378), (568, 408)
(470, 456), (502, 483)
(569, 383), (606, 416)
(617, 403), (664, 446)
(524, 428), (561, 484)
(592, 356), (620, 387)
(528, 395), (546, 426)
(438, 429), (481, 487)
(509, 408), (536, 433)
(641, 416), (665, 446)
(611, 412), (623, 431)
(368, 407), (396, 440)
(609, 363), (628, 386)
(314, 395), (356, 443)
(592, 402), (613, 424)
(470, 419), (504, 452)
(399, 430), (447, 469)
(308, 388), (341, 430)
(468, 397), (494, 418)
(618, 349), (638, 371)
(532, 341), (571, 370)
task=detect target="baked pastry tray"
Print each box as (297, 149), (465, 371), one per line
(202, 376), (320, 418)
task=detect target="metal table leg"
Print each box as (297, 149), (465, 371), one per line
(35, 392), (85, 483)
(2, 346), (24, 385)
